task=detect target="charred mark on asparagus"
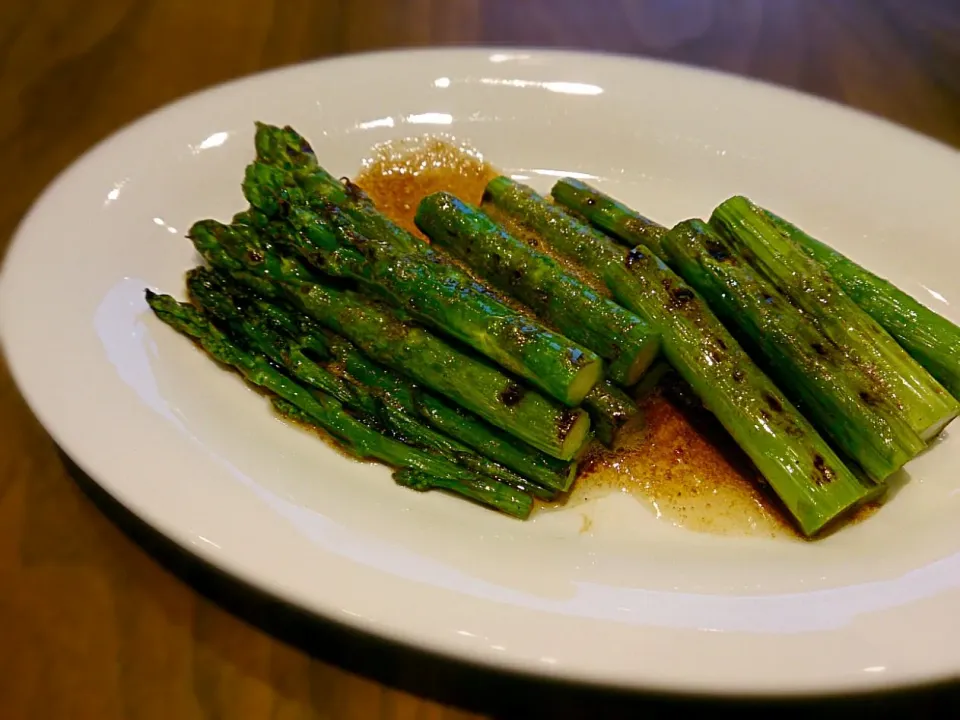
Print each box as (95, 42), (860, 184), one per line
(499, 384), (526, 407)
(625, 247), (646, 268)
(812, 454), (835, 486)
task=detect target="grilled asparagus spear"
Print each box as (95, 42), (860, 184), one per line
(188, 219), (592, 461)
(661, 220), (925, 482)
(551, 177), (668, 256)
(414, 191), (660, 388)
(145, 290), (533, 519)
(185, 266), (557, 500)
(762, 207), (960, 401)
(272, 395), (530, 513)
(483, 176), (876, 537)
(711, 196), (959, 441)
(242, 175), (605, 407)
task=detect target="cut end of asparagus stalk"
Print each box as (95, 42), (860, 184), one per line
(567, 360), (606, 406)
(619, 334), (662, 387)
(556, 408), (593, 462)
(918, 413), (956, 442)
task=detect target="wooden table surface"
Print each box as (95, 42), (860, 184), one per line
(1, 1), (959, 717)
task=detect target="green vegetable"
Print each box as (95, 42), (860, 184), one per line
(188, 218), (592, 461)
(632, 360), (675, 402)
(145, 290), (532, 519)
(414, 191), (661, 388)
(763, 207), (960, 402)
(273, 399), (534, 517)
(185, 266), (557, 500)
(390, 466), (533, 518)
(250, 122), (420, 252)
(316, 329), (577, 492)
(661, 220), (925, 482)
(551, 177), (668, 256)
(483, 175), (876, 537)
(244, 181), (605, 407)
(711, 196), (959, 442)
(582, 381), (641, 446)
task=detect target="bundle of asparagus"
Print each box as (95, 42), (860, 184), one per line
(146, 120), (957, 536)
(545, 179), (959, 514)
(147, 123), (653, 521)
(482, 177), (879, 536)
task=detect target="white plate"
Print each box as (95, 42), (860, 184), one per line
(2, 48), (960, 698)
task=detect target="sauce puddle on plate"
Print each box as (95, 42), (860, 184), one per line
(357, 134), (498, 240)
(351, 134), (879, 540)
(562, 375), (794, 539)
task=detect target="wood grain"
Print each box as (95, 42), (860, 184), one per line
(1, 1), (959, 717)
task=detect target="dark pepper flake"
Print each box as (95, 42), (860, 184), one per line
(858, 391), (879, 407)
(762, 392), (784, 413)
(812, 453), (836, 485)
(704, 238), (730, 261)
(556, 408), (579, 441)
(669, 287), (695, 306)
(625, 247), (646, 269)
(498, 383), (525, 407)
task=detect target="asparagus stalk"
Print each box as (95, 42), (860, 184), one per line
(414, 191), (661, 388)
(316, 329), (577, 492)
(188, 219), (592, 461)
(145, 290), (532, 519)
(762, 208), (960, 401)
(661, 220), (925, 481)
(391, 467), (533, 516)
(711, 196), (959, 441)
(551, 178), (669, 256)
(270, 201), (638, 447)
(186, 267), (560, 500)
(248, 127), (613, 460)
(483, 176), (876, 537)
(245, 180), (605, 407)
(250, 123), (420, 252)
(273, 397), (528, 512)
(244, 299), (576, 490)
(632, 360), (675, 403)
(582, 381), (641, 446)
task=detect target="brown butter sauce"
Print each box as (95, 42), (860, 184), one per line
(352, 134), (876, 540)
(565, 377), (794, 539)
(357, 134), (498, 240)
